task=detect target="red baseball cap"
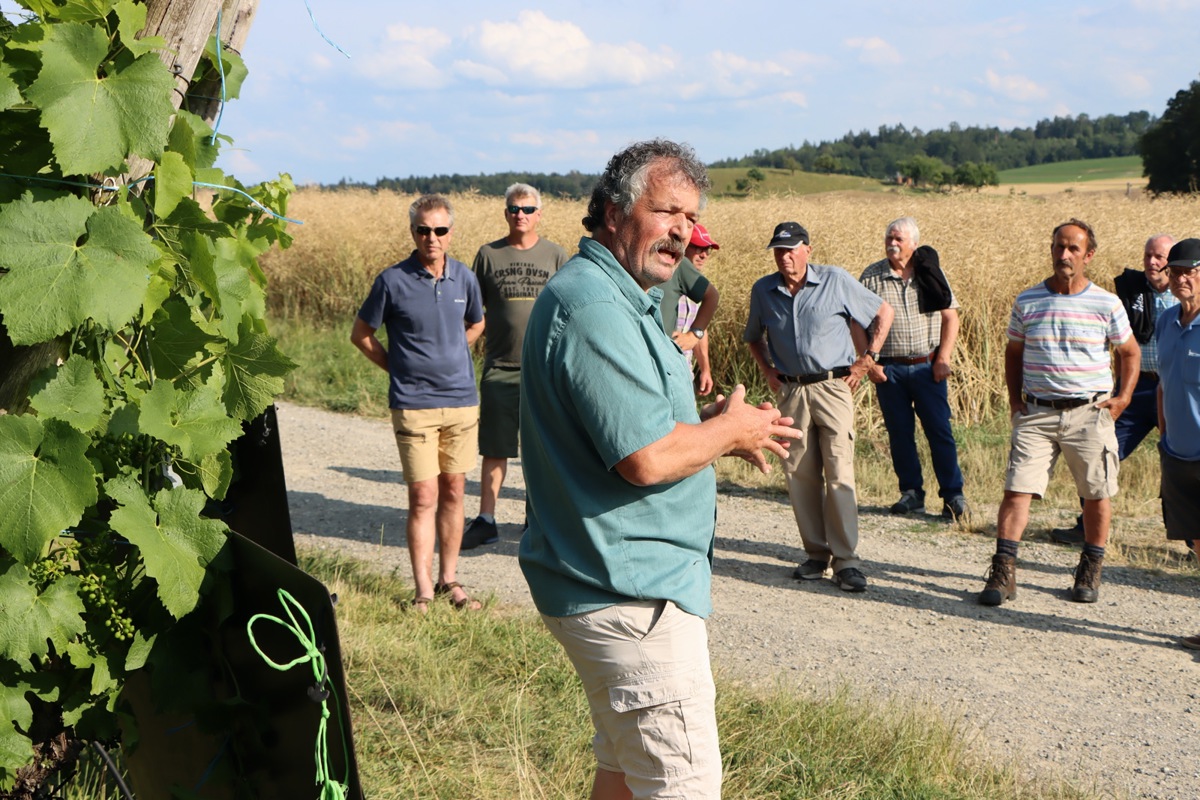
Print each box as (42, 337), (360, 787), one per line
(690, 223), (720, 250)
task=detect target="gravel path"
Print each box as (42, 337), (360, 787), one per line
(275, 401), (1200, 800)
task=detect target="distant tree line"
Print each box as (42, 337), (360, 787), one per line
(711, 111), (1154, 180)
(319, 109), (1184, 197)
(325, 170), (599, 199)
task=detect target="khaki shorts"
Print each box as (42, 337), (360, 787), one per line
(478, 366), (521, 459)
(390, 405), (478, 484)
(541, 600), (721, 800)
(1005, 401), (1119, 499)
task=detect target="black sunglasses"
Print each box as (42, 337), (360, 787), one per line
(414, 225), (451, 237)
(506, 205), (538, 215)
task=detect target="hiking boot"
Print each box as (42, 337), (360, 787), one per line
(890, 489), (925, 515)
(833, 567), (868, 592)
(461, 516), (499, 550)
(1180, 634), (1200, 651)
(1049, 517), (1085, 545)
(1071, 551), (1104, 603)
(941, 494), (970, 523)
(792, 559), (830, 580)
(978, 554), (1017, 606)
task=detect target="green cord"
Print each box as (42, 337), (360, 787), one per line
(246, 589), (349, 800)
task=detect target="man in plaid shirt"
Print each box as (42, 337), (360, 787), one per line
(859, 217), (969, 522)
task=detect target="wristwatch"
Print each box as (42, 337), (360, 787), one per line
(690, 328), (706, 339)
(864, 349), (880, 361)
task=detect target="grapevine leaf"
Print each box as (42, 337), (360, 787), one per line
(138, 373), (242, 463)
(153, 150), (193, 220)
(108, 487), (228, 619)
(25, 22), (174, 174)
(175, 110), (220, 170)
(30, 357), (106, 433)
(114, 0), (167, 57)
(0, 417), (96, 565)
(188, 235), (265, 344)
(196, 449), (232, 499)
(147, 298), (219, 381)
(55, 0), (119, 22)
(0, 563), (87, 666)
(220, 327), (295, 421)
(125, 629), (156, 671)
(0, 194), (159, 344)
(0, 680), (33, 776)
(0, 60), (21, 111)
(203, 36), (247, 99)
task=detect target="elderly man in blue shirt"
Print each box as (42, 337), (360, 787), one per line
(520, 140), (799, 800)
(1154, 238), (1200, 650)
(745, 222), (894, 592)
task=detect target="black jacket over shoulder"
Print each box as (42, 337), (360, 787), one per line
(1113, 268), (1155, 345)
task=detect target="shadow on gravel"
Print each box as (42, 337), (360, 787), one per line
(328, 465), (528, 504)
(712, 545), (1186, 650)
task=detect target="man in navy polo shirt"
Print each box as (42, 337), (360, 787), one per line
(351, 194), (485, 612)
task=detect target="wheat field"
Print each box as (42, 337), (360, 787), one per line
(262, 186), (1200, 532)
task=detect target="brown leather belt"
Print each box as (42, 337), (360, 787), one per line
(879, 351), (935, 366)
(779, 366), (852, 385)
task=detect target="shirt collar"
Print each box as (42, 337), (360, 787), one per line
(577, 236), (658, 314)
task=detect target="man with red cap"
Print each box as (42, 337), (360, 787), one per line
(660, 224), (721, 394)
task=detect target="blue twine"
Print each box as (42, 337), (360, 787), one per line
(0, 172), (302, 224)
(303, 0), (351, 59)
(208, 10), (227, 146)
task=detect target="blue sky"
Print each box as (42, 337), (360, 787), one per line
(63, 1), (1200, 184)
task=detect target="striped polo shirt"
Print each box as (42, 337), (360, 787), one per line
(1007, 281), (1132, 399)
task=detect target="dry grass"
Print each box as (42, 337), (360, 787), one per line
(263, 187), (1200, 547)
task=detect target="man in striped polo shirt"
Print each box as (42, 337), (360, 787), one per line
(979, 219), (1140, 606)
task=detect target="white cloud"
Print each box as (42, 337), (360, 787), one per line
(469, 11), (677, 88)
(509, 129), (600, 150)
(984, 68), (1048, 102)
(1112, 70), (1153, 97)
(931, 85), (978, 107)
(844, 36), (903, 66)
(703, 51), (791, 96)
(776, 91), (808, 108)
(336, 120), (422, 151)
(1132, 0), (1200, 10)
(356, 24), (452, 88)
(453, 60), (509, 85)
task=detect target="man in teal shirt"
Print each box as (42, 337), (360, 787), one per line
(520, 140), (797, 800)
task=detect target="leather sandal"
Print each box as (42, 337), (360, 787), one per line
(435, 581), (482, 611)
(410, 595), (433, 614)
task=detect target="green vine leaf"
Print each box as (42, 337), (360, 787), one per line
(0, 61), (21, 111)
(203, 36), (247, 99)
(0, 563), (87, 667)
(138, 371), (243, 463)
(30, 357), (106, 433)
(220, 327), (296, 421)
(107, 484), (228, 619)
(54, 0), (119, 23)
(114, 0), (168, 58)
(0, 417), (96, 566)
(25, 21), (174, 174)
(196, 449), (232, 499)
(153, 150), (193, 220)
(0, 194), (160, 345)
(0, 680), (34, 778)
(147, 297), (220, 382)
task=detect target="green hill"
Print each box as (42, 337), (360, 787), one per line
(998, 156), (1143, 184)
(708, 167), (884, 197)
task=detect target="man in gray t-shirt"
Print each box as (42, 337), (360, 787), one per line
(463, 184), (568, 549)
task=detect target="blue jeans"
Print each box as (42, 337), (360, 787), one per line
(875, 361), (964, 499)
(1113, 373), (1160, 459)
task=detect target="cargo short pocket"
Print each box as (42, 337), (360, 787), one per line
(608, 670), (701, 776)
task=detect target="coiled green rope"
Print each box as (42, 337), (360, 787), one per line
(247, 589), (349, 800)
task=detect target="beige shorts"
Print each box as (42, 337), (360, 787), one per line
(541, 600), (721, 799)
(390, 405), (478, 483)
(1005, 402), (1119, 499)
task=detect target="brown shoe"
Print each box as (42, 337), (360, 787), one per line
(1180, 634), (1200, 650)
(1071, 551), (1104, 603)
(978, 554), (1017, 606)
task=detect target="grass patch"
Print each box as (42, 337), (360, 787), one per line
(301, 549), (1097, 800)
(997, 156), (1142, 184)
(707, 167), (888, 197)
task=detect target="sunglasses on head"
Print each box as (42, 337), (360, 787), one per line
(414, 225), (450, 237)
(507, 205), (538, 215)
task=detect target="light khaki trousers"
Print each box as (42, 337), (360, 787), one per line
(776, 379), (861, 571)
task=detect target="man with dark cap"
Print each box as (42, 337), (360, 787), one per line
(745, 222), (893, 592)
